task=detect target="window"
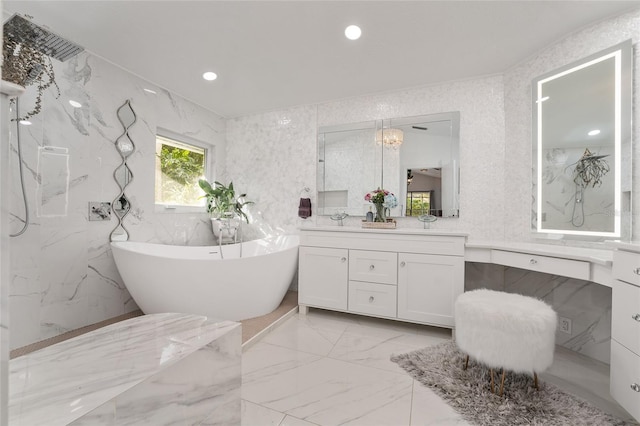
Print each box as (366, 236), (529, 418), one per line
(406, 191), (432, 217)
(155, 133), (207, 207)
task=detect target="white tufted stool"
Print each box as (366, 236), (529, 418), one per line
(454, 289), (558, 396)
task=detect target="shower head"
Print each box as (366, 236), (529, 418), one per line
(3, 13), (84, 62)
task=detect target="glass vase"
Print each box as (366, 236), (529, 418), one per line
(374, 203), (386, 222)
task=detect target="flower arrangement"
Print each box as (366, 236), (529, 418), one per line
(364, 188), (398, 208)
(364, 188), (397, 222)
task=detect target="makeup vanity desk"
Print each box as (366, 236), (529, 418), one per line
(298, 227), (639, 421)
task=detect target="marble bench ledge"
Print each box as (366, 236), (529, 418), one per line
(10, 313), (241, 426)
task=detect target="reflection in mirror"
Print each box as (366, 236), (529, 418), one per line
(317, 112), (460, 218)
(533, 40), (632, 238)
(386, 112), (460, 218)
(110, 99), (137, 242)
(317, 120), (382, 216)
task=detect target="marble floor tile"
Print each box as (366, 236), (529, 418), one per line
(259, 311), (354, 356)
(242, 310), (634, 426)
(328, 324), (449, 373)
(243, 355), (413, 425)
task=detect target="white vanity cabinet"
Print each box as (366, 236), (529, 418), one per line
(610, 246), (640, 422)
(298, 227), (466, 329)
(299, 246), (348, 311)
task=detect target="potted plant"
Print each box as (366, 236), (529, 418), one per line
(2, 14), (60, 121)
(198, 179), (253, 243)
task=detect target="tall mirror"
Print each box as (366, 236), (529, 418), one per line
(533, 40), (632, 238)
(317, 112), (460, 218)
(111, 99), (137, 242)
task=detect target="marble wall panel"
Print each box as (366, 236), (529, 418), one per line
(465, 262), (612, 364)
(8, 52), (226, 349)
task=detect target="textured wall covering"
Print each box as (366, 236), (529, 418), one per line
(503, 8), (640, 244)
(8, 53), (225, 349)
(227, 75), (506, 239)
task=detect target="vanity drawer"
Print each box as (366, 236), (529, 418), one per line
(610, 340), (640, 421)
(491, 250), (589, 280)
(612, 279), (640, 356)
(349, 250), (398, 285)
(348, 281), (397, 318)
(613, 250), (640, 286)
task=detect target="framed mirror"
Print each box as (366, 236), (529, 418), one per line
(533, 40), (632, 238)
(317, 111), (460, 218)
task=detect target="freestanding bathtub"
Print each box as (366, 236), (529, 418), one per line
(111, 235), (299, 321)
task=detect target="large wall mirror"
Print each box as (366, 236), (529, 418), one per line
(533, 40), (632, 238)
(317, 111), (460, 218)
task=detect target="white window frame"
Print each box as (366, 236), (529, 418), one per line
(154, 128), (215, 214)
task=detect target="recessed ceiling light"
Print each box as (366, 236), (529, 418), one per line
(69, 100), (82, 108)
(345, 25), (361, 40)
(19, 120), (32, 126)
(202, 71), (217, 81)
(588, 129), (601, 136)
(143, 88), (157, 94)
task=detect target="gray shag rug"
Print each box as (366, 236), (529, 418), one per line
(391, 341), (637, 426)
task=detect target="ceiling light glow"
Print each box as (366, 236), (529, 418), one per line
(19, 120), (32, 126)
(69, 100), (82, 108)
(202, 71), (217, 81)
(588, 129), (601, 136)
(345, 25), (361, 40)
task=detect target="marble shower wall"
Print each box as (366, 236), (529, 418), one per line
(226, 75), (506, 239)
(503, 8), (640, 243)
(466, 262), (612, 364)
(8, 53), (225, 349)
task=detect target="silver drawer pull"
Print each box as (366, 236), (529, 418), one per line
(530, 259), (537, 265)
(369, 296), (375, 303)
(632, 314), (640, 322)
(369, 264), (375, 270)
(340, 257), (346, 263)
(400, 261), (406, 267)
(634, 267), (640, 276)
(631, 383), (640, 392)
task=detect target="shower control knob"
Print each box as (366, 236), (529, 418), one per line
(632, 314), (640, 322)
(530, 259), (538, 265)
(400, 261), (406, 267)
(369, 296), (375, 303)
(633, 267), (640, 276)
(369, 264), (375, 270)
(631, 383), (640, 392)
(340, 257), (346, 263)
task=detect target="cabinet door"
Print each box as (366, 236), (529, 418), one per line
(397, 253), (464, 327)
(299, 246), (348, 310)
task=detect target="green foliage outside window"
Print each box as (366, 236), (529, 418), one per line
(156, 138), (206, 206)
(406, 192), (431, 217)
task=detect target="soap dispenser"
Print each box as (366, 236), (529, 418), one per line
(366, 207), (374, 222)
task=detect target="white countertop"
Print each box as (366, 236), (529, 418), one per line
(606, 241), (640, 254)
(9, 313), (239, 426)
(300, 225), (468, 237)
(466, 240), (613, 266)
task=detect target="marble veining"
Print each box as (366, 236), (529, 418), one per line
(10, 313), (241, 426)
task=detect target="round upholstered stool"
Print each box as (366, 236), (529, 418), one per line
(454, 289), (557, 396)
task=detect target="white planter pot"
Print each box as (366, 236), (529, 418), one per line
(210, 216), (241, 244)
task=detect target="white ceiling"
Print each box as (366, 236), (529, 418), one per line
(3, 1), (639, 118)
